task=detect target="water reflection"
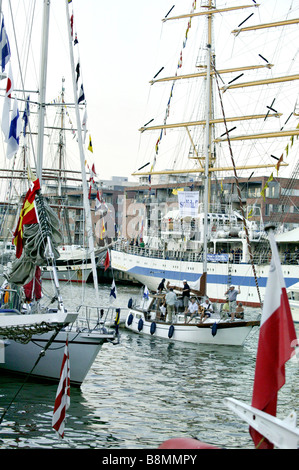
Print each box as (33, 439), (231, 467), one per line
(0, 283), (298, 449)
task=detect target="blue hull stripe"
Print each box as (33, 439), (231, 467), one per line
(127, 265), (298, 288)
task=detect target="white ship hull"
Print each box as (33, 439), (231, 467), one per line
(0, 327), (114, 386)
(111, 249), (299, 308)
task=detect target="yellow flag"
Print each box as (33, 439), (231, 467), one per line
(88, 134), (93, 153)
(285, 143), (289, 156)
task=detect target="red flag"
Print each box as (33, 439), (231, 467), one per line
(52, 339), (70, 438)
(250, 229), (297, 449)
(23, 266), (42, 301)
(95, 189), (101, 212)
(13, 178), (40, 258)
(104, 249), (110, 271)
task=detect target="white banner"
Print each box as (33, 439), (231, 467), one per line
(178, 191), (199, 217)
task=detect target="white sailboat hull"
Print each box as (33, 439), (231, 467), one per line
(41, 263), (93, 283)
(125, 310), (259, 346)
(111, 249), (299, 308)
(0, 328), (114, 386)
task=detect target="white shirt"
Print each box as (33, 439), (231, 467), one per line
(188, 302), (198, 314)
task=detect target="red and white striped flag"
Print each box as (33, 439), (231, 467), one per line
(250, 229), (297, 449)
(52, 339), (70, 438)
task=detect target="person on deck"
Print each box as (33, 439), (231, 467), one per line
(235, 302), (244, 319)
(199, 297), (214, 322)
(165, 288), (177, 323)
(221, 298), (230, 318)
(185, 297), (198, 323)
(182, 280), (191, 312)
(224, 285), (241, 321)
(157, 278), (166, 293)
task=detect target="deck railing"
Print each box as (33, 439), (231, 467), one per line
(113, 241), (298, 266)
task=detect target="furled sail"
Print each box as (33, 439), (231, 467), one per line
(6, 194), (62, 286)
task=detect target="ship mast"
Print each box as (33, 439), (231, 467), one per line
(202, 0), (213, 286)
(134, 2), (297, 180)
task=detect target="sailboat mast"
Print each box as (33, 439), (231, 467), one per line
(35, 0), (66, 313)
(202, 2), (213, 282)
(36, 0), (50, 186)
(64, 0), (100, 303)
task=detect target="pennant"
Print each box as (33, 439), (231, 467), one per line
(82, 108), (87, 144)
(143, 285), (149, 300)
(1, 62), (13, 141)
(0, 18), (11, 72)
(104, 249), (110, 271)
(22, 95), (30, 137)
(78, 84), (85, 104)
(13, 178), (40, 258)
(114, 308), (120, 334)
(249, 229), (297, 449)
(100, 219), (105, 240)
(275, 154), (283, 175)
(95, 190), (101, 212)
(70, 14), (74, 38)
(76, 62), (80, 84)
(89, 163), (96, 183)
(7, 97), (21, 159)
(52, 339), (70, 439)
(88, 134), (93, 153)
(260, 173), (273, 201)
(110, 279), (117, 302)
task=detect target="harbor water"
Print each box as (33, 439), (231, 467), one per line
(0, 282), (298, 450)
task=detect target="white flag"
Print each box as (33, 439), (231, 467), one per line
(7, 97), (21, 159)
(2, 62), (13, 141)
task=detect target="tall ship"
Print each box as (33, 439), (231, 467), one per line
(111, 0), (299, 307)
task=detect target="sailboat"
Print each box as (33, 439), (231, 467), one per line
(0, 1), (118, 386)
(111, 0), (299, 311)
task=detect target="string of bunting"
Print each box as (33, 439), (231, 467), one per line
(259, 122), (299, 203)
(149, 0), (197, 185)
(68, 1), (91, 149)
(68, 1), (97, 205)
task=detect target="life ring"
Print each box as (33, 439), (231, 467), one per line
(168, 324), (174, 338)
(138, 318), (143, 331)
(150, 322), (156, 335)
(211, 322), (217, 337)
(127, 313), (133, 325)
